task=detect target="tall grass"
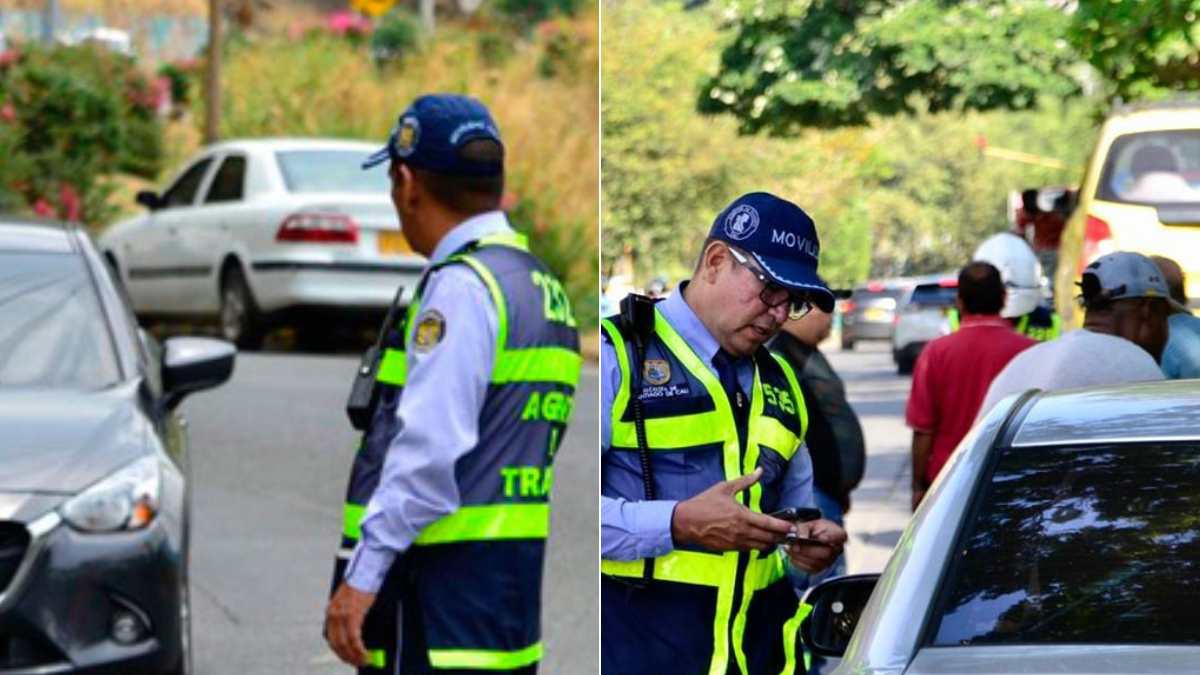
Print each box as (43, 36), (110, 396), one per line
(8, 0), (205, 17)
(212, 7), (599, 325)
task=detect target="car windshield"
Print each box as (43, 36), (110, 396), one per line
(908, 283), (957, 308)
(934, 442), (1200, 645)
(1097, 130), (1200, 205)
(276, 150), (392, 194)
(0, 251), (120, 389)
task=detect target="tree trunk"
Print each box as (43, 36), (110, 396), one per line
(205, 0), (223, 144)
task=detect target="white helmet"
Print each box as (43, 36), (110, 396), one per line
(972, 233), (1042, 318)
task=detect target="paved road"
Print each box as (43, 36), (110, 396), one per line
(825, 341), (916, 576)
(180, 353), (599, 675)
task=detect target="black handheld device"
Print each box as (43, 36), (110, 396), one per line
(785, 535), (834, 547)
(346, 285), (406, 431)
(768, 507), (822, 523)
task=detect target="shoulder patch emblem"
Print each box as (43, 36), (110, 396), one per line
(644, 359), (670, 386)
(412, 309), (446, 352)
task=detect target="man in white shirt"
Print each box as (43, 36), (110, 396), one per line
(979, 251), (1175, 415)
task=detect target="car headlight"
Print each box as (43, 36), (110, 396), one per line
(60, 457), (161, 533)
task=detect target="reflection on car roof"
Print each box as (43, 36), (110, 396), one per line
(0, 220), (73, 254)
(1012, 380), (1200, 448)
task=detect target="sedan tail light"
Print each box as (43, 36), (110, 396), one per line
(1079, 215), (1113, 274)
(276, 213), (359, 244)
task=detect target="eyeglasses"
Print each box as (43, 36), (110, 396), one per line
(726, 246), (813, 320)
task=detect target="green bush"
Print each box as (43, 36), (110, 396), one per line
(536, 19), (585, 79)
(0, 44), (163, 227)
(496, 0), (586, 29)
(371, 10), (425, 63)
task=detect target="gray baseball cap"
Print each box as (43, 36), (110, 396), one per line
(1080, 251), (1189, 312)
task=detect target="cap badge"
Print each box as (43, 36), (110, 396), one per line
(395, 116), (420, 157)
(724, 204), (760, 241)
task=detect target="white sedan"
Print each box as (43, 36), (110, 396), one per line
(100, 138), (424, 348)
(803, 381), (1200, 674)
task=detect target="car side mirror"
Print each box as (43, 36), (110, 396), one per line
(136, 190), (163, 211)
(162, 337), (236, 410)
(801, 573), (879, 657)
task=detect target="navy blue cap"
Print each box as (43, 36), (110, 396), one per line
(709, 192), (834, 312)
(362, 94), (503, 175)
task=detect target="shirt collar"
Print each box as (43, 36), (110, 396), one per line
(659, 280), (724, 365)
(959, 315), (1016, 329)
(429, 210), (512, 264)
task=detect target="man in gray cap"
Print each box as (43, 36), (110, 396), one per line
(600, 192), (847, 675)
(979, 251), (1172, 415)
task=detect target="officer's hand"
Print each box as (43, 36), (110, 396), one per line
(785, 519), (847, 574)
(671, 468), (794, 552)
(325, 581), (377, 667)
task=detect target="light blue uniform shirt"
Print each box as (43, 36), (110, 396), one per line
(345, 211), (511, 593)
(600, 284), (816, 562)
(1162, 311), (1200, 379)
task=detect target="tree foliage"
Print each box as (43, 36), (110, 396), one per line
(1069, 0), (1200, 101)
(700, 0), (1082, 134)
(602, 1), (737, 280)
(603, 1), (1098, 285)
(702, 0), (1200, 135)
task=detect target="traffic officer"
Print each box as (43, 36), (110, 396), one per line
(325, 94), (582, 675)
(601, 192), (848, 675)
(949, 232), (1062, 341)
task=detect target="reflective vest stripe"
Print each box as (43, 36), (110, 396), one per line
(364, 649), (386, 669)
(457, 254), (510, 356)
(415, 503), (550, 544)
(379, 345), (581, 387)
(610, 410), (726, 449)
(600, 320), (633, 421)
(428, 642), (543, 670)
(494, 347), (583, 386)
(377, 348), (406, 386)
(600, 550), (785, 590)
(344, 503), (366, 541)
(780, 602), (813, 675)
(343, 503), (549, 543)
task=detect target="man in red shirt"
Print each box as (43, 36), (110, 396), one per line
(906, 262), (1036, 511)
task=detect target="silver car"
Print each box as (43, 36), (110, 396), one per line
(891, 273), (957, 374)
(100, 139), (424, 348)
(804, 381), (1200, 674)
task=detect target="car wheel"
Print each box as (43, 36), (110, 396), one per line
(841, 338), (855, 351)
(897, 352), (916, 375)
(220, 267), (264, 350)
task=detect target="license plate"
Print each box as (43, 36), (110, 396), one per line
(377, 231), (413, 256)
(864, 308), (887, 322)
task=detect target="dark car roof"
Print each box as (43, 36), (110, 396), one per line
(0, 217), (79, 254)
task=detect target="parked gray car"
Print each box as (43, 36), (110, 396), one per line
(840, 279), (912, 350)
(891, 273), (957, 374)
(0, 216), (234, 673)
(99, 138), (425, 349)
(802, 380), (1200, 674)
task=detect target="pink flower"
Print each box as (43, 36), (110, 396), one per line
(0, 50), (19, 70)
(33, 198), (54, 217)
(327, 11), (373, 37)
(0, 104), (15, 123)
(59, 184), (82, 221)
